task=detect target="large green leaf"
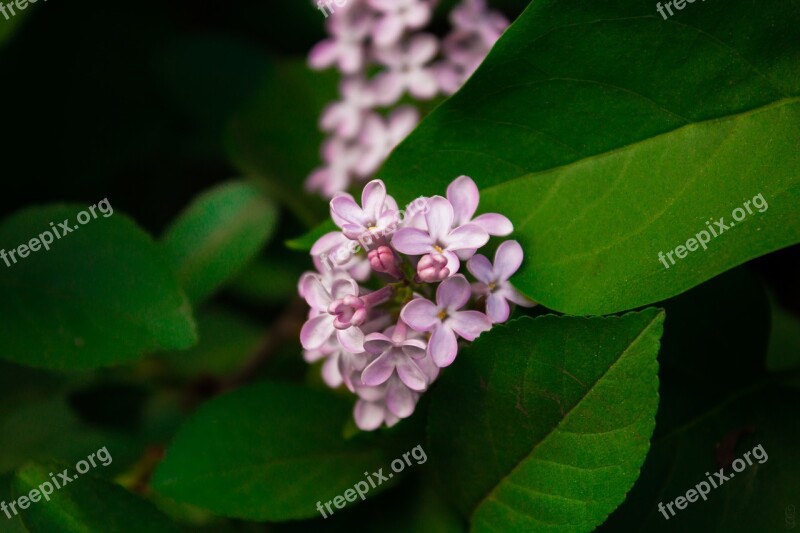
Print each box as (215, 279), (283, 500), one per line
(0, 205), (196, 370)
(428, 309), (664, 532)
(600, 268), (799, 532)
(162, 181), (278, 303)
(152, 381), (388, 521)
(12, 462), (178, 533)
(380, 0), (800, 315)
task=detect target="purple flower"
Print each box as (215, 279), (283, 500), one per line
(330, 179), (399, 240)
(309, 4), (374, 74)
(372, 34), (440, 106)
(310, 233), (371, 280)
(392, 195), (489, 275)
(401, 274), (491, 367)
(468, 240), (536, 323)
(306, 136), (368, 198)
(320, 77), (377, 139)
(362, 320), (431, 390)
(368, 0), (433, 47)
(447, 175), (513, 236)
(301, 277), (391, 352)
(356, 107), (418, 177)
(450, 0), (508, 46)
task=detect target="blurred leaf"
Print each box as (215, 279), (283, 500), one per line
(225, 60), (335, 227)
(152, 381), (387, 521)
(0, 7), (29, 46)
(0, 398), (137, 476)
(13, 462), (179, 533)
(286, 220), (337, 251)
(160, 307), (263, 378)
(652, 267), (770, 434)
(380, 0), (800, 315)
(767, 301), (800, 372)
(429, 309), (664, 532)
(225, 258), (302, 305)
(600, 384), (799, 532)
(0, 205), (196, 370)
(162, 181), (278, 303)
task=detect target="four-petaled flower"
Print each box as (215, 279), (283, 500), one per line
(402, 274), (492, 367)
(468, 240), (536, 322)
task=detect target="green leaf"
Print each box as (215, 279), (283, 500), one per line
(286, 220), (337, 251)
(0, 397), (138, 476)
(162, 181), (278, 303)
(380, 0), (800, 315)
(160, 307), (263, 378)
(766, 300), (800, 372)
(152, 381), (387, 521)
(225, 60), (334, 227)
(428, 309), (664, 532)
(600, 384), (798, 532)
(599, 267), (793, 531)
(12, 462), (179, 533)
(225, 258), (304, 305)
(0, 205), (196, 370)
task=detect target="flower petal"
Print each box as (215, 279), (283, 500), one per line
(337, 326), (365, 353)
(354, 400), (385, 431)
(392, 227), (434, 255)
(303, 276), (333, 310)
(424, 196), (454, 243)
(428, 324), (458, 367)
(300, 314), (335, 350)
(448, 310), (492, 340)
(363, 332), (394, 355)
(361, 179), (387, 221)
(472, 213), (513, 236)
(485, 292), (510, 323)
(447, 175), (479, 226)
(396, 357), (428, 391)
(331, 193), (366, 227)
(436, 274), (471, 310)
(386, 378), (417, 418)
(401, 339), (427, 359)
(400, 297), (440, 332)
(361, 352), (395, 386)
(500, 284), (537, 307)
(466, 253), (494, 284)
(494, 240), (524, 281)
(444, 223), (489, 251)
(322, 354), (344, 388)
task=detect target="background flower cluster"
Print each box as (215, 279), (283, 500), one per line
(306, 0), (509, 197)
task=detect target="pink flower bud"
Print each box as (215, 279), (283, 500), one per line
(368, 245), (402, 279)
(329, 295), (368, 329)
(417, 253), (450, 282)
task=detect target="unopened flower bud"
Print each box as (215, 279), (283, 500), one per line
(417, 253), (450, 282)
(369, 246), (402, 279)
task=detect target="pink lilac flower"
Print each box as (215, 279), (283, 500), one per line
(392, 195), (489, 275)
(356, 107), (419, 177)
(320, 77), (377, 139)
(301, 176), (526, 430)
(362, 320), (429, 390)
(309, 2), (374, 74)
(401, 274), (491, 367)
(306, 136), (369, 198)
(468, 240), (536, 322)
(330, 179), (399, 240)
(372, 34), (440, 106)
(368, 0), (434, 47)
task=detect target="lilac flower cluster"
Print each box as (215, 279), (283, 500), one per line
(307, 0), (509, 197)
(299, 176), (534, 430)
